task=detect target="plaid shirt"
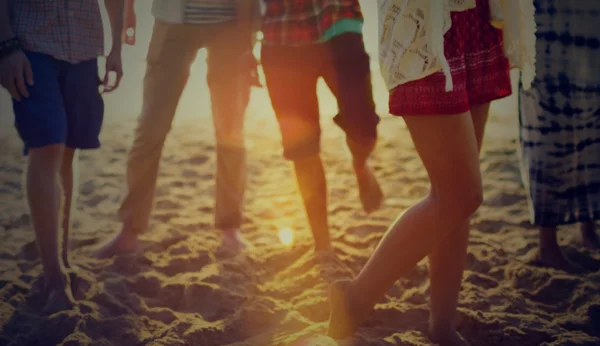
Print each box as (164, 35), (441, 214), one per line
(261, 0), (363, 46)
(11, 0), (105, 64)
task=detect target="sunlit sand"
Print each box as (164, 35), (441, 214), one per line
(0, 2), (598, 345)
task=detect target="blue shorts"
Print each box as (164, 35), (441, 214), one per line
(12, 51), (104, 155)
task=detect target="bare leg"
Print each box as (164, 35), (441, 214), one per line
(328, 112), (482, 344)
(427, 103), (488, 344)
(538, 226), (582, 272)
(347, 137), (384, 214)
(322, 33), (383, 215)
(580, 222), (600, 249)
(60, 148), (76, 269)
(27, 144), (75, 314)
(294, 155), (331, 253)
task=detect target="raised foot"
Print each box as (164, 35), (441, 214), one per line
(354, 164), (383, 214)
(327, 279), (363, 340)
(93, 230), (140, 259)
(429, 327), (470, 346)
(221, 228), (251, 253)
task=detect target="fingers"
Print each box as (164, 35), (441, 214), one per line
(1, 57), (32, 101)
(14, 71), (29, 99)
(15, 59), (33, 98)
(102, 65), (123, 93)
(4, 78), (21, 101)
(24, 59), (34, 86)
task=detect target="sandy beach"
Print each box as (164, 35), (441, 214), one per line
(1, 1), (600, 344)
(1, 104), (600, 345)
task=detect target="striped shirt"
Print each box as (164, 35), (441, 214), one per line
(152, 0), (236, 24)
(184, 0), (235, 24)
(10, 0), (104, 64)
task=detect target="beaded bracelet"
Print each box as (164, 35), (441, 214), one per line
(0, 38), (21, 61)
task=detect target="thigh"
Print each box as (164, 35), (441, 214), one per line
(403, 112), (482, 198)
(261, 45), (321, 159)
(139, 20), (199, 133)
(204, 21), (253, 144)
(12, 52), (67, 154)
(321, 33), (379, 141)
(470, 103), (490, 152)
(61, 58), (104, 150)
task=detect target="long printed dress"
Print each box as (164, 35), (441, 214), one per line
(519, 0), (600, 227)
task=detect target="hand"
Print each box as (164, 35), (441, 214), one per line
(121, 1), (136, 45)
(239, 50), (261, 88)
(0, 50), (33, 101)
(102, 49), (123, 93)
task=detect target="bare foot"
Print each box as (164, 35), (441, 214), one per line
(93, 229), (140, 259)
(315, 249), (336, 263)
(221, 228), (250, 253)
(581, 222), (600, 250)
(327, 279), (369, 340)
(63, 251), (73, 270)
(41, 276), (76, 315)
(537, 247), (583, 273)
(429, 326), (470, 346)
(354, 164), (383, 214)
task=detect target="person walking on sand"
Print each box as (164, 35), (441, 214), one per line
(0, 0), (125, 313)
(260, 0), (384, 255)
(94, 0), (261, 258)
(326, 0), (536, 344)
(519, 0), (600, 272)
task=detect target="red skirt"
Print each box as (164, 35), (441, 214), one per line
(389, 0), (512, 116)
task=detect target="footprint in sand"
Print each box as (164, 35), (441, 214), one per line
(179, 154), (210, 166)
(484, 192), (526, 207)
(155, 199), (181, 210)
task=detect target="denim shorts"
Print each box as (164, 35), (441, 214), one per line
(12, 51), (104, 155)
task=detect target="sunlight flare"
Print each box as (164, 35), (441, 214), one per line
(278, 227), (295, 246)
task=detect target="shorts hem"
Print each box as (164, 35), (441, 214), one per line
(390, 105), (471, 117)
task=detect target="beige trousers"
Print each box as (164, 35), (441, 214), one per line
(119, 19), (251, 233)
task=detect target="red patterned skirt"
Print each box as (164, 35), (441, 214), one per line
(389, 0), (512, 116)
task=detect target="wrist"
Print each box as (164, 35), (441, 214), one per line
(110, 42), (123, 53)
(0, 37), (21, 61)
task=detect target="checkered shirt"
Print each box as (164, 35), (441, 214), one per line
(261, 0), (363, 46)
(11, 0), (105, 63)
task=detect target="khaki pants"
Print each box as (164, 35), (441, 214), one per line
(119, 19), (251, 233)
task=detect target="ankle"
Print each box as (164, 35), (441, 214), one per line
(44, 271), (69, 290)
(580, 222), (597, 236)
(429, 319), (458, 339)
(352, 159), (367, 171)
(118, 228), (139, 242)
(315, 243), (332, 253)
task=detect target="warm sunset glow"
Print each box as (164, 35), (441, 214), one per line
(278, 227), (294, 246)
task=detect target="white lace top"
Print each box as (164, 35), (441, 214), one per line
(377, 0), (536, 92)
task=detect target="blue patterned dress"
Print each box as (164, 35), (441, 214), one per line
(519, 0), (600, 227)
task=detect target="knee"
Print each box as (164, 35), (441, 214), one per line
(215, 125), (245, 149)
(435, 182), (483, 221)
(28, 144), (64, 171)
(132, 118), (171, 152)
(461, 187), (483, 218)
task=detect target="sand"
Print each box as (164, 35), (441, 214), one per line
(1, 110), (600, 346)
